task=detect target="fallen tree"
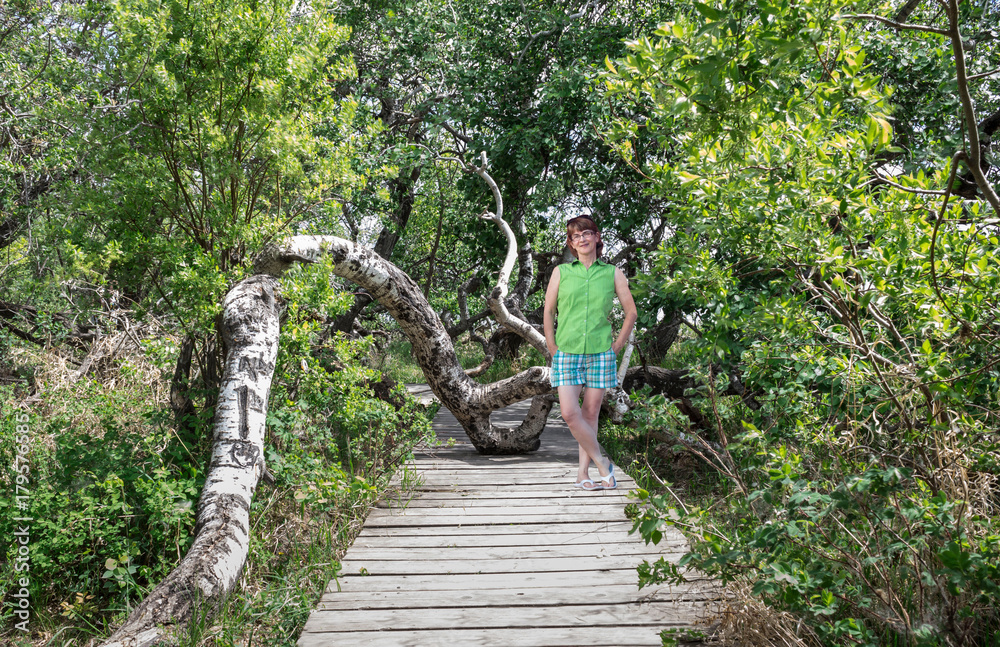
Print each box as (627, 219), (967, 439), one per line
(99, 230), (558, 645)
(257, 234), (555, 453)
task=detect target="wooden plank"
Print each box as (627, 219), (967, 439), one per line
(349, 534), (683, 551)
(369, 504), (630, 517)
(314, 584), (722, 610)
(371, 505), (630, 516)
(407, 475), (634, 484)
(378, 494), (634, 507)
(355, 520), (637, 537)
(327, 570), (714, 593)
(298, 626), (669, 647)
(410, 470), (622, 480)
(363, 514), (627, 527)
(344, 543), (685, 561)
(408, 461), (581, 468)
(407, 460), (625, 467)
(401, 485), (631, 494)
(338, 553), (686, 576)
(378, 494), (630, 505)
(301, 601), (713, 632)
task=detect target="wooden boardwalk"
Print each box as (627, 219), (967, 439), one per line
(298, 393), (719, 646)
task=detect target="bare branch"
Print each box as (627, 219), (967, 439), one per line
(944, 0), (1000, 216)
(836, 13), (950, 35)
(871, 173), (948, 196)
(433, 149), (549, 357)
(967, 67), (1000, 82)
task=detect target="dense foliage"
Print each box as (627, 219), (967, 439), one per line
(2, 0), (998, 644)
(604, 0), (1000, 644)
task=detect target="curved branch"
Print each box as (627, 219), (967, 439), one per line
(945, 0), (1000, 217)
(259, 235), (553, 452)
(444, 151), (549, 357)
(871, 173), (948, 196)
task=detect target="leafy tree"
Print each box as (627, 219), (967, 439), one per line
(331, 0), (682, 349)
(603, 0), (1000, 642)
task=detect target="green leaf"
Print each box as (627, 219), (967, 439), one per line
(693, 2), (723, 20)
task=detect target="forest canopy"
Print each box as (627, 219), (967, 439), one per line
(2, 0), (999, 645)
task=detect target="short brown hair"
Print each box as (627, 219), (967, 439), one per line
(565, 215), (603, 258)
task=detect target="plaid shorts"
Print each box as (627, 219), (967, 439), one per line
(551, 349), (618, 389)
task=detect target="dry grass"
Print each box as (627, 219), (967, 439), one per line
(10, 313), (174, 402)
(700, 581), (821, 647)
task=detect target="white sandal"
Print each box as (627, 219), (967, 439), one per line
(595, 463), (617, 490)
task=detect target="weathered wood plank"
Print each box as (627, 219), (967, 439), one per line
(302, 601), (713, 632)
(342, 542), (685, 561)
(355, 520), (636, 537)
(327, 570), (714, 593)
(369, 503), (631, 516)
(298, 626), (669, 647)
(363, 514), (628, 527)
(314, 583), (722, 610)
(338, 552), (686, 576)
(379, 492), (630, 504)
(400, 487), (630, 496)
(349, 534), (683, 550)
(378, 494), (634, 507)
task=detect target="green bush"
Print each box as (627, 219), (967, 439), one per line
(1, 381), (204, 626)
(629, 389), (1000, 646)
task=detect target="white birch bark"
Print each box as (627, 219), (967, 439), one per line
(100, 275), (283, 647)
(605, 331), (635, 424)
(258, 234), (554, 453)
(440, 151), (548, 358)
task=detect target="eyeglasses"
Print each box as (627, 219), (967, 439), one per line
(570, 231), (597, 242)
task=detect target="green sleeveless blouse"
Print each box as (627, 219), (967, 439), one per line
(555, 259), (615, 354)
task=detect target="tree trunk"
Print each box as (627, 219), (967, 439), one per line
(332, 166), (422, 334)
(102, 236), (557, 644)
(643, 310), (683, 362)
(258, 235), (553, 454)
(101, 275), (284, 647)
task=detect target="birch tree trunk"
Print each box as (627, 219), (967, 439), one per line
(257, 234), (554, 454)
(101, 275), (284, 647)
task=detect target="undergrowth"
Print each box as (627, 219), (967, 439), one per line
(0, 318), (434, 646)
(376, 335), (545, 385)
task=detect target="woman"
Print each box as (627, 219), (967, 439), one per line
(543, 216), (637, 490)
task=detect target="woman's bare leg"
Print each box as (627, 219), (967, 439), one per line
(559, 385), (612, 483)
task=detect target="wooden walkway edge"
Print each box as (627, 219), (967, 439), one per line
(297, 394), (720, 647)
